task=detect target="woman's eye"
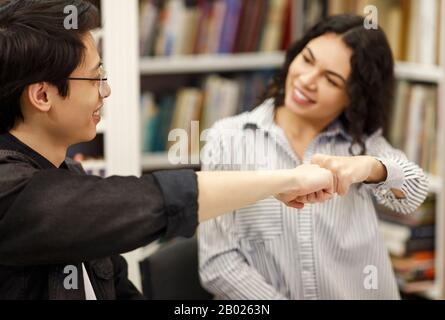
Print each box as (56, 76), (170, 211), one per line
(326, 77), (338, 87)
(303, 55), (311, 64)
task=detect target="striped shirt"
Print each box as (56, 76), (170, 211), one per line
(198, 99), (429, 300)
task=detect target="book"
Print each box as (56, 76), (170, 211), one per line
(219, 0), (243, 54)
(260, 0), (287, 52)
(141, 92), (160, 153)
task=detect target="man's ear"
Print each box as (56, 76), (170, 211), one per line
(25, 82), (53, 112)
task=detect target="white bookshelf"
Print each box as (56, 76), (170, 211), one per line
(101, 0), (445, 299)
(141, 53), (444, 84)
(434, 0), (445, 300)
(395, 62), (444, 83)
(101, 0), (142, 290)
(140, 52), (285, 75)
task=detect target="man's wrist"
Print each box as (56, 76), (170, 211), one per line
(269, 169), (300, 195)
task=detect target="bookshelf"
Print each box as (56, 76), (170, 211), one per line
(141, 53), (444, 80)
(98, 0), (445, 299)
(395, 62), (444, 83)
(140, 52), (285, 74)
(435, 0), (445, 300)
(101, 0), (142, 290)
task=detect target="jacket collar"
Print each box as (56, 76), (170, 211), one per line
(0, 132), (68, 170)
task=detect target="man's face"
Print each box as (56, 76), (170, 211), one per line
(45, 32), (110, 145)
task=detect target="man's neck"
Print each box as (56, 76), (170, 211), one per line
(9, 126), (68, 168)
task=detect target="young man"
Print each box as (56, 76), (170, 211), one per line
(0, 0), (335, 299)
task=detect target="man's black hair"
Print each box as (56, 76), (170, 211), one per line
(0, 0), (100, 133)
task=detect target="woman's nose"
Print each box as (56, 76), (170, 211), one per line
(299, 70), (318, 90)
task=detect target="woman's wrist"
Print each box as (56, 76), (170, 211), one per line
(365, 157), (387, 183)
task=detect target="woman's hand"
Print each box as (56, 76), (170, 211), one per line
(310, 154), (387, 196)
(275, 164), (335, 209)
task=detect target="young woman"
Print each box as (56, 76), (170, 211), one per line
(198, 15), (429, 300)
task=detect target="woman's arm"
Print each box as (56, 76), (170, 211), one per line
(308, 132), (429, 214)
(197, 164), (334, 222)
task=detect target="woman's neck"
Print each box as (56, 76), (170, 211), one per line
(276, 107), (329, 139)
(274, 107), (331, 160)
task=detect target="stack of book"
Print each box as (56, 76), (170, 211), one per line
(377, 196), (436, 294)
(328, 0), (441, 64)
(140, 0), (442, 64)
(139, 0), (307, 56)
(141, 72), (273, 153)
(387, 81), (438, 175)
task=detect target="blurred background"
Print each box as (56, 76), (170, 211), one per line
(73, 0), (444, 300)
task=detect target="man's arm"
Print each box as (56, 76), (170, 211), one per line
(0, 165), (197, 266)
(0, 164), (333, 266)
(196, 165), (334, 222)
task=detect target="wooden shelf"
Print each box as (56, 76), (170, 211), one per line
(140, 52), (285, 75)
(140, 53), (443, 84)
(395, 62), (443, 83)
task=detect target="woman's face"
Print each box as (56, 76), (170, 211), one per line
(284, 33), (352, 124)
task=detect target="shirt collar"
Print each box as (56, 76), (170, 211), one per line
(243, 99), (353, 142)
(322, 118), (353, 142)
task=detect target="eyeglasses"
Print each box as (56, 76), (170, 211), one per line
(67, 66), (110, 98)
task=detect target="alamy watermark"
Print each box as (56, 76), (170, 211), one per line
(363, 265), (379, 290)
(63, 265), (78, 290)
(64, 5), (78, 30)
(166, 122), (279, 167)
(364, 5), (378, 30)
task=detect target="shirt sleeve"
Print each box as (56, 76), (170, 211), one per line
(0, 160), (198, 266)
(363, 130), (429, 214)
(198, 125), (288, 300)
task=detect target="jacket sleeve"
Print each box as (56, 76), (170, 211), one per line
(0, 161), (199, 266)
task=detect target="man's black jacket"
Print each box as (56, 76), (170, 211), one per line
(0, 133), (199, 299)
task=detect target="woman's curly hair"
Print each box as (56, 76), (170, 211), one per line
(262, 15), (395, 155)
